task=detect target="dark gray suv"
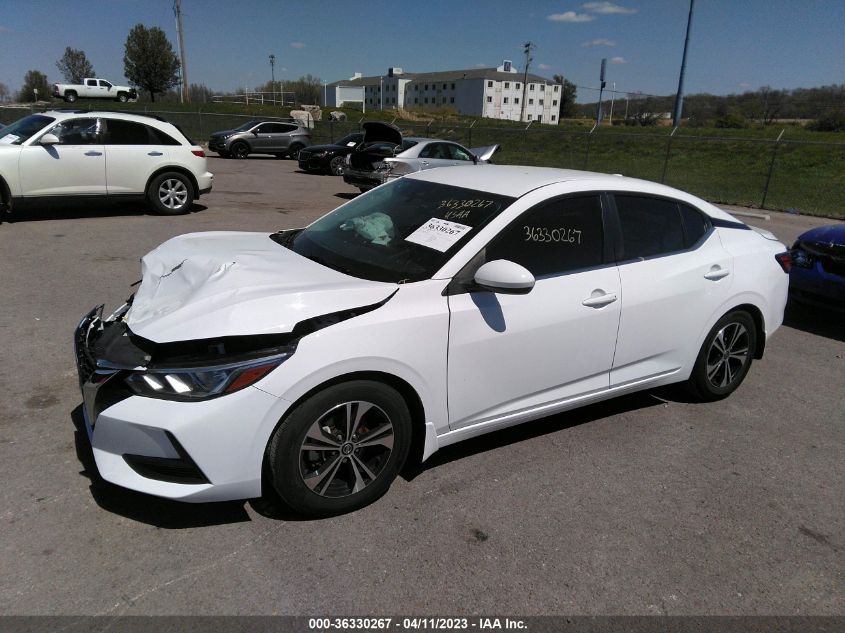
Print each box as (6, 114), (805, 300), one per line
(208, 120), (311, 159)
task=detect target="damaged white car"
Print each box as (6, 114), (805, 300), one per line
(76, 166), (789, 516)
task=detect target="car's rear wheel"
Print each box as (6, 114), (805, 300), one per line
(287, 143), (304, 159)
(686, 310), (757, 401)
(329, 155), (346, 176)
(147, 172), (194, 215)
(64, 92), (77, 103)
(230, 141), (250, 159)
(267, 380), (412, 517)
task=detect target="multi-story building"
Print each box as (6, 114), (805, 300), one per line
(323, 62), (563, 125)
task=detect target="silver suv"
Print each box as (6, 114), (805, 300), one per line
(208, 120), (311, 159)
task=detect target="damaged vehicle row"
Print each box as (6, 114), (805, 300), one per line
(76, 166), (790, 517)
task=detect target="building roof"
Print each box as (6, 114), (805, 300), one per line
(327, 67), (556, 88)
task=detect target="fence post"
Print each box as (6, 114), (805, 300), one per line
(583, 122), (598, 170)
(761, 129), (786, 209)
(660, 126), (679, 183)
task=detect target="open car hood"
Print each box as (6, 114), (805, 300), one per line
(362, 121), (402, 145)
(470, 144), (501, 163)
(126, 232), (396, 343)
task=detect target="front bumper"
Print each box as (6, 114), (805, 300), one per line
(208, 139), (229, 153)
(74, 307), (288, 502)
(342, 167), (387, 190)
(297, 152), (329, 171)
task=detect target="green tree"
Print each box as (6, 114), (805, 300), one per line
(19, 70), (50, 102)
(123, 24), (180, 102)
(553, 74), (578, 119)
(56, 47), (95, 83)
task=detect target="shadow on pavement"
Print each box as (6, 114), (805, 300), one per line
(783, 297), (845, 343)
(5, 201), (207, 223)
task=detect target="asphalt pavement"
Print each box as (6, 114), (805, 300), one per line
(0, 157), (842, 616)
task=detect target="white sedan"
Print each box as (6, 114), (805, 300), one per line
(75, 166), (790, 516)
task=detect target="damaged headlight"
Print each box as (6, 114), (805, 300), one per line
(124, 351), (291, 401)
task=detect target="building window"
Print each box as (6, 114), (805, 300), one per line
(553, 100), (558, 106)
(415, 97), (418, 104)
(424, 84), (428, 90)
(488, 81), (493, 87)
(486, 96), (492, 103)
(450, 97), (455, 103)
(551, 115), (557, 121)
(424, 97), (428, 104)
(540, 85), (545, 91)
(505, 82), (510, 89)
(443, 83), (447, 89)
(504, 97), (509, 104)
(539, 99), (544, 106)
(514, 97), (519, 104)
(516, 83), (520, 89)
(529, 98), (534, 105)
(529, 84), (535, 91)
(451, 83), (455, 89)
(554, 85), (560, 92)
(527, 114), (533, 120)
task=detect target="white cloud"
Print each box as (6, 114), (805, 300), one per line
(547, 11), (595, 22)
(610, 56), (628, 64)
(475, 63), (486, 68)
(289, 42), (306, 49)
(583, 2), (637, 14)
(583, 38), (616, 46)
(739, 82), (752, 88)
(538, 63), (553, 70)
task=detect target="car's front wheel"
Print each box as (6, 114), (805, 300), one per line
(267, 380), (412, 517)
(147, 172), (194, 215)
(287, 143), (304, 159)
(116, 92), (129, 103)
(230, 141), (250, 159)
(329, 155), (346, 176)
(686, 310), (757, 401)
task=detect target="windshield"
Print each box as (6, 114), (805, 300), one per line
(233, 120), (261, 132)
(0, 115), (55, 145)
(276, 178), (515, 283)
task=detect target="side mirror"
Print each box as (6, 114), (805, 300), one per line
(473, 260), (535, 294)
(472, 154), (478, 164)
(40, 133), (60, 145)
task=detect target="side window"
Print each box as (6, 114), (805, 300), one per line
(86, 79), (97, 87)
(279, 124), (298, 133)
(147, 126), (180, 145)
(103, 119), (152, 144)
(98, 80), (111, 88)
(254, 123), (272, 133)
(446, 144), (473, 161)
(419, 143), (444, 159)
(51, 118), (101, 145)
(679, 203), (711, 247)
(485, 195), (604, 278)
(614, 195), (685, 260)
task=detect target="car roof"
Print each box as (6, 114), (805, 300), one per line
(404, 165), (737, 220)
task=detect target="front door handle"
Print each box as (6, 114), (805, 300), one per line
(704, 266), (730, 281)
(147, 151), (163, 156)
(582, 291), (618, 308)
(84, 150), (103, 156)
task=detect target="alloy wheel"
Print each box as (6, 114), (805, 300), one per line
(158, 179), (189, 210)
(299, 401), (394, 498)
(705, 322), (749, 388)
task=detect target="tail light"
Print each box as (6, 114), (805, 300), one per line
(775, 252), (792, 273)
(191, 150), (205, 157)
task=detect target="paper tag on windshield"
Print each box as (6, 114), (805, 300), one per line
(405, 218), (471, 252)
(346, 141), (357, 147)
(0, 134), (20, 145)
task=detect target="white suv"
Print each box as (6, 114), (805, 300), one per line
(0, 111), (213, 216)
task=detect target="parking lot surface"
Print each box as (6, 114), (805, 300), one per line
(0, 157), (842, 616)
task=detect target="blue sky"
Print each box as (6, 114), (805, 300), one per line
(1, 0), (843, 101)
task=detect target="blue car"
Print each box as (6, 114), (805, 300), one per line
(789, 223), (845, 311)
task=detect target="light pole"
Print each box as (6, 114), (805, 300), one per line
(595, 58), (607, 125)
(673, 0), (695, 127)
(380, 76), (383, 110)
(269, 54), (276, 105)
(609, 82), (616, 124)
(519, 41), (535, 122)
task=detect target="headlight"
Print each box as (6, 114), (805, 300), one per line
(125, 352), (291, 401)
(311, 150), (328, 158)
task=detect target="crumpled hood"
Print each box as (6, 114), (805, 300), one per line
(796, 223), (845, 247)
(126, 231), (396, 343)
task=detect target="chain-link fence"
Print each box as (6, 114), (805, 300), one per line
(2, 106), (843, 217)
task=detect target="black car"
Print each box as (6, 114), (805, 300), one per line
(297, 132), (365, 175)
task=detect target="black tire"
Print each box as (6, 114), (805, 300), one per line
(216, 151), (231, 158)
(329, 155), (346, 176)
(146, 171), (195, 215)
(267, 380), (412, 517)
(64, 92), (77, 103)
(230, 141), (250, 159)
(686, 310), (757, 401)
(287, 143), (304, 159)
(116, 92), (129, 103)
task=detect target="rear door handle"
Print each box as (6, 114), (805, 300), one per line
(704, 266), (730, 281)
(84, 151), (102, 156)
(421, 160), (429, 165)
(147, 151), (163, 156)
(582, 291), (618, 308)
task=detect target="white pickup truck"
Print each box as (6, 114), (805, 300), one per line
(52, 78), (137, 103)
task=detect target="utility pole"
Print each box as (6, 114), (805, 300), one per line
(595, 58), (607, 125)
(519, 41), (535, 122)
(269, 54), (276, 105)
(672, 0), (695, 127)
(173, 0), (189, 103)
(609, 81), (616, 124)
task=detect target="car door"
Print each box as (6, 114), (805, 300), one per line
(102, 118), (173, 194)
(608, 194), (734, 386)
(18, 117), (106, 196)
(98, 79), (113, 98)
(251, 123), (277, 152)
(83, 78), (98, 97)
(447, 193), (621, 429)
(417, 142), (453, 171)
(444, 142), (476, 166)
